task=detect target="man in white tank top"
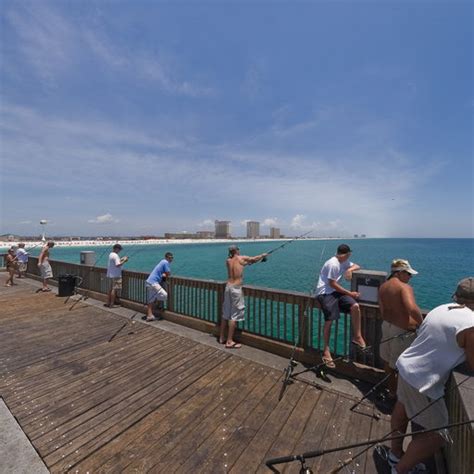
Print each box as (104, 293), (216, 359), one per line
(389, 277), (474, 474)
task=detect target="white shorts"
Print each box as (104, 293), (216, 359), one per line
(40, 262), (53, 279)
(380, 321), (416, 369)
(146, 282), (167, 304)
(397, 375), (449, 434)
(222, 284), (245, 322)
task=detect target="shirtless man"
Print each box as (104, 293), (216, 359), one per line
(378, 259), (423, 398)
(38, 241), (55, 292)
(219, 245), (268, 349)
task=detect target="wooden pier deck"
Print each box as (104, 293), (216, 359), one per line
(0, 281), (393, 474)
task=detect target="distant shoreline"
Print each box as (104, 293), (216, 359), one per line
(0, 236), (351, 250)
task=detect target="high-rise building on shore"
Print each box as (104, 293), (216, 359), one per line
(246, 221), (260, 239)
(215, 220), (231, 239)
(270, 227), (280, 239)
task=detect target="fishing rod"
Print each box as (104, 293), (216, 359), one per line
(331, 374), (471, 473)
(262, 231), (312, 262)
(278, 242), (326, 401)
(265, 419), (473, 473)
(359, 328), (415, 356)
(348, 371), (392, 419)
(108, 312), (139, 342)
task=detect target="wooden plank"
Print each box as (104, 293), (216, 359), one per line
(181, 365), (282, 473)
(229, 379), (306, 473)
(125, 359), (266, 473)
(73, 353), (236, 473)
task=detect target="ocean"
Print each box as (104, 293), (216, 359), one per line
(22, 238), (473, 311)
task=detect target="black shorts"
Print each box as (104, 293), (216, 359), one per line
(316, 292), (357, 321)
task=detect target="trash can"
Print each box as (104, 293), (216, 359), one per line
(58, 274), (77, 297)
(80, 251), (96, 266)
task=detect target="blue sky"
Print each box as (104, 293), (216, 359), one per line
(0, 1), (472, 238)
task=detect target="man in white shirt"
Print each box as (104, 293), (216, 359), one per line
(315, 244), (366, 367)
(16, 243), (29, 278)
(106, 244), (128, 308)
(389, 277), (474, 474)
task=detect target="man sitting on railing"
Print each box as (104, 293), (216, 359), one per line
(315, 243), (366, 368)
(219, 245), (268, 349)
(389, 277), (474, 474)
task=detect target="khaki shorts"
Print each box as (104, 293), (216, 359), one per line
(18, 262), (27, 272)
(397, 375), (448, 433)
(222, 284), (245, 321)
(108, 277), (122, 291)
(40, 262), (53, 279)
(380, 321), (416, 369)
(146, 282), (167, 304)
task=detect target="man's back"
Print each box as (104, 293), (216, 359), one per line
(379, 278), (420, 330)
(226, 256), (244, 285)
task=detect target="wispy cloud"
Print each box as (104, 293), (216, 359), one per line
(88, 214), (119, 224)
(4, 2), (215, 97)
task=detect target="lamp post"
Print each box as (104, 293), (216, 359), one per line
(40, 220), (48, 242)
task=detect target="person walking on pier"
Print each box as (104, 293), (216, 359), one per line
(15, 243), (29, 278)
(38, 241), (55, 292)
(106, 244), (128, 308)
(145, 252), (173, 321)
(5, 248), (18, 287)
(389, 277), (474, 474)
(315, 244), (366, 367)
(219, 245), (268, 349)
(378, 259), (423, 399)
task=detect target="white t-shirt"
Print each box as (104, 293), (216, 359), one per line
(16, 248), (28, 263)
(316, 256), (353, 296)
(397, 303), (474, 399)
(107, 252), (122, 278)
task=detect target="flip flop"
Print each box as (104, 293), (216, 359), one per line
(322, 357), (336, 369)
(225, 342), (241, 349)
(351, 340), (367, 350)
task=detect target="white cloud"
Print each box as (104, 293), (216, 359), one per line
(263, 218), (278, 227)
(88, 214), (119, 224)
(197, 219), (214, 228)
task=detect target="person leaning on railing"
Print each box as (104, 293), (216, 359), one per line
(378, 259), (423, 399)
(389, 277), (474, 474)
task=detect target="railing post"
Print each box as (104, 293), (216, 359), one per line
(298, 297), (310, 350)
(167, 277), (175, 312)
(216, 283), (225, 328)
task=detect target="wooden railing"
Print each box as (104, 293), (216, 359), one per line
(26, 257), (371, 363)
(445, 369), (474, 474)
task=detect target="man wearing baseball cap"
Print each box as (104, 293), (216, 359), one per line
(378, 259), (423, 399)
(389, 277), (474, 473)
(106, 243), (128, 308)
(315, 243), (366, 367)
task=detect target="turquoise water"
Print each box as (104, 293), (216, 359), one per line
(25, 238), (473, 310)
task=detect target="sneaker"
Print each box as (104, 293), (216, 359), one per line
(388, 450), (426, 472)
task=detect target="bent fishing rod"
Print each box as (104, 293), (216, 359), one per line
(262, 231), (313, 262)
(265, 419), (473, 473)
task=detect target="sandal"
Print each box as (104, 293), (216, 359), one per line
(322, 357), (336, 369)
(225, 342), (242, 349)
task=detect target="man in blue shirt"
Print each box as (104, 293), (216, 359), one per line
(145, 252), (173, 321)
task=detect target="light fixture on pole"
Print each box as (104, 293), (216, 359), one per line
(40, 220), (48, 241)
